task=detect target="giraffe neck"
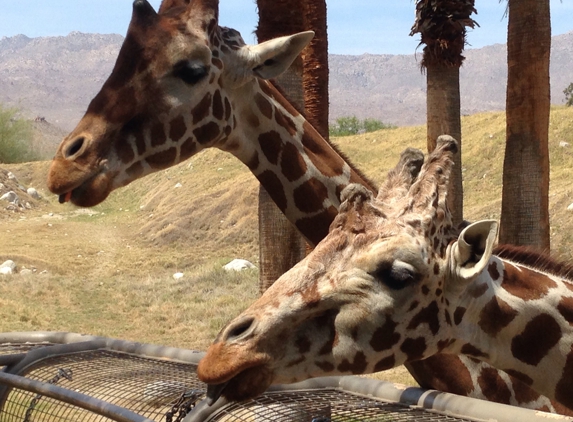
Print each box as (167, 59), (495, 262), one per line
(109, 77), (374, 247)
(223, 79), (375, 246)
(448, 256), (573, 408)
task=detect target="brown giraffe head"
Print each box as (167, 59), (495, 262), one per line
(197, 135), (499, 403)
(47, 0), (313, 206)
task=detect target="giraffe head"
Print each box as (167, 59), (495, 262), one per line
(47, 0), (313, 206)
(197, 136), (499, 403)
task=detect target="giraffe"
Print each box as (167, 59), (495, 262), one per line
(46, 0), (369, 246)
(198, 136), (573, 413)
(45, 0), (568, 414)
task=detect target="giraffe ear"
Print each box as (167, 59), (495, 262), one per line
(450, 220), (498, 283)
(250, 31), (314, 79)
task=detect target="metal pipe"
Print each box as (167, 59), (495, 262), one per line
(0, 332), (205, 365)
(0, 353), (27, 367)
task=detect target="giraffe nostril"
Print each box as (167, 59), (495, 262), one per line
(224, 316), (256, 342)
(65, 137), (85, 159)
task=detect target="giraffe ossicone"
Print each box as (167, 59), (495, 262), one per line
(198, 136), (573, 410)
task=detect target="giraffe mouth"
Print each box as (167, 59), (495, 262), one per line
(51, 170), (114, 208)
(48, 155), (115, 207)
(58, 191), (74, 204)
(203, 364), (273, 405)
(205, 381), (229, 405)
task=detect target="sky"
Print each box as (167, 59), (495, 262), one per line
(0, 1), (571, 55)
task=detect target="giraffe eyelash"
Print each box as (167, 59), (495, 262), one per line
(369, 262), (420, 290)
(172, 60), (209, 85)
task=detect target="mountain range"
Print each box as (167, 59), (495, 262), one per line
(1, 30), (572, 132)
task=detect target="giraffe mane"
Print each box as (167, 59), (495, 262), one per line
(268, 80), (379, 192)
(494, 244), (573, 280)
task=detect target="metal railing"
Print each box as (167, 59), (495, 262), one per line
(0, 332), (570, 422)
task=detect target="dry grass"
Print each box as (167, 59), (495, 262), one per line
(1, 106), (573, 388)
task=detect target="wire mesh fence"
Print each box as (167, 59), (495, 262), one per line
(1, 349), (203, 421)
(1, 333), (568, 422)
(208, 389), (476, 422)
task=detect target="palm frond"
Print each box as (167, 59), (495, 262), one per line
(410, 0), (478, 67)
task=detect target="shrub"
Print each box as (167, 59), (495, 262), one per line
(0, 105), (37, 163)
(564, 82), (573, 107)
(329, 116), (396, 137)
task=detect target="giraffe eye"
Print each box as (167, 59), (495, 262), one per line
(370, 262), (419, 290)
(172, 60), (209, 85)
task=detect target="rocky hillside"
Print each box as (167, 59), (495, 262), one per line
(329, 31), (573, 126)
(1, 31), (572, 130)
(0, 32), (123, 131)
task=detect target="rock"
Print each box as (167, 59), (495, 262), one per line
(223, 259), (256, 271)
(27, 187), (41, 199)
(20, 268), (33, 276)
(559, 141), (570, 148)
(174, 182), (182, 188)
(173, 272), (184, 280)
(1, 191), (20, 205)
(0, 260), (17, 275)
(7, 172), (17, 181)
(567, 203), (573, 211)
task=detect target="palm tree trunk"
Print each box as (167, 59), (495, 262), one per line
(256, 0), (307, 293)
(410, 0), (475, 228)
(426, 65), (463, 226)
(500, 0), (551, 250)
(302, 1), (329, 140)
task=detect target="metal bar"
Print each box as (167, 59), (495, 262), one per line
(0, 332), (205, 365)
(0, 331), (100, 345)
(0, 372), (154, 422)
(0, 353), (27, 367)
(266, 376), (573, 422)
(186, 376), (573, 422)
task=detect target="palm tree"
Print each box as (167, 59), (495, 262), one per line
(410, 0), (477, 227)
(256, 0), (307, 293)
(500, 0), (551, 250)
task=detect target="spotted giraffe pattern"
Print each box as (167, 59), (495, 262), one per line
(198, 136), (573, 414)
(47, 0), (369, 245)
(45, 0), (569, 415)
